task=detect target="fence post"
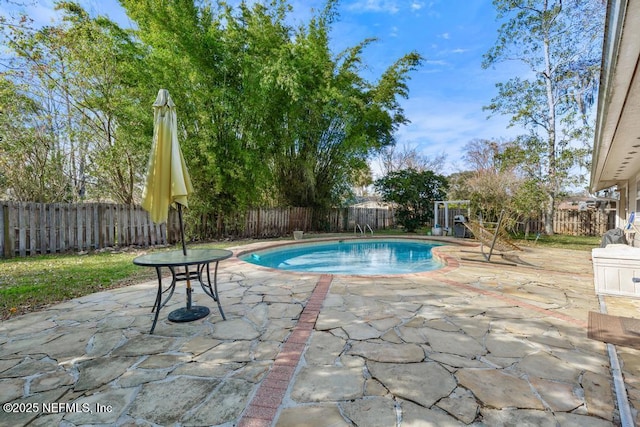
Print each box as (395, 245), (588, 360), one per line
(1, 202), (11, 258)
(0, 202), (4, 257)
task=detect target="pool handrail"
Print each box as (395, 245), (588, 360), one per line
(354, 223), (373, 236)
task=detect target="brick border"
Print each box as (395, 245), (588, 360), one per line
(237, 274), (333, 427)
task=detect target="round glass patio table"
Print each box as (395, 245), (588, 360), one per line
(133, 248), (232, 334)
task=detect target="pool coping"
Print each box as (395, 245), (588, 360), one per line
(232, 235), (474, 278)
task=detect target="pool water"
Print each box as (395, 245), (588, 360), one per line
(240, 239), (446, 275)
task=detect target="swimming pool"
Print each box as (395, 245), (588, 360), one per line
(239, 239), (446, 275)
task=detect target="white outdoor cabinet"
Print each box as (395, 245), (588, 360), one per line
(592, 244), (640, 297)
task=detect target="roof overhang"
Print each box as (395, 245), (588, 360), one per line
(590, 0), (640, 193)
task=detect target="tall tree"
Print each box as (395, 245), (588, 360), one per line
(2, 0), (423, 223)
(121, 0), (422, 214)
(483, 0), (604, 234)
(270, 4), (422, 209)
(121, 0), (301, 214)
(375, 168), (448, 232)
(0, 77), (69, 201)
(2, 2), (151, 203)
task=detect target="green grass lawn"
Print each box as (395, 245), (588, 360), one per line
(0, 251), (156, 319)
(378, 227), (602, 251)
(0, 240), (251, 320)
(511, 233), (601, 251)
(0, 232), (602, 320)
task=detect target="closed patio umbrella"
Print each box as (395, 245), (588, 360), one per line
(141, 89), (208, 322)
(142, 88), (192, 229)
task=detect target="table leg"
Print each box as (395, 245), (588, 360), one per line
(149, 266), (179, 334)
(159, 267), (178, 309)
(198, 261), (226, 320)
(150, 267), (163, 334)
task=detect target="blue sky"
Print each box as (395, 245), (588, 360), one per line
(282, 0), (530, 174)
(2, 0), (529, 176)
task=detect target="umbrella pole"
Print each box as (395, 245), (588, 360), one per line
(186, 265), (192, 310)
(168, 203), (210, 322)
(178, 204), (192, 310)
(178, 204), (187, 256)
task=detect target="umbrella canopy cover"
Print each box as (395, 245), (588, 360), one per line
(142, 89), (193, 224)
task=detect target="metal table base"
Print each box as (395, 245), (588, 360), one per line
(134, 249), (232, 333)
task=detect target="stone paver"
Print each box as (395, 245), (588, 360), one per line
(0, 238), (634, 426)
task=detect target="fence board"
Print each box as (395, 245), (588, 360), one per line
(29, 204), (36, 254)
(77, 205), (84, 251)
(48, 204), (54, 253)
(0, 204), (5, 257)
(60, 204), (67, 252)
(7, 203), (16, 257)
(92, 204), (99, 249)
(18, 203), (26, 256)
(107, 204), (115, 247)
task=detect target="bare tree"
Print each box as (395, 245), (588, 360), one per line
(377, 143), (447, 175)
(483, 0), (605, 234)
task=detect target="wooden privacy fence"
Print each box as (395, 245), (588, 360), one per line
(1, 202), (180, 258)
(191, 207), (395, 239)
(0, 200), (618, 257)
(192, 207), (315, 239)
(325, 207), (396, 233)
(516, 209), (616, 236)
(1, 202), (395, 257)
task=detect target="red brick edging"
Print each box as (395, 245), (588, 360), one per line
(237, 274), (333, 427)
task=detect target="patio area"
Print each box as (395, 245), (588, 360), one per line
(0, 237), (638, 426)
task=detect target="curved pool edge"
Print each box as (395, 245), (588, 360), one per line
(231, 235), (473, 278)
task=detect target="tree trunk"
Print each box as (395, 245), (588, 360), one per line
(542, 3), (557, 235)
(544, 193), (554, 235)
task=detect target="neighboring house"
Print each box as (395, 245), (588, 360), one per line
(590, 0), (640, 239)
(557, 197), (617, 212)
(350, 197), (394, 210)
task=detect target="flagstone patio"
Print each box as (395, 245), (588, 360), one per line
(0, 237), (638, 426)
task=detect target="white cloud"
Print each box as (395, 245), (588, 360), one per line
(394, 95), (526, 174)
(347, 0), (400, 14)
(439, 32), (450, 40)
(411, 1), (425, 11)
(347, 0), (413, 14)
